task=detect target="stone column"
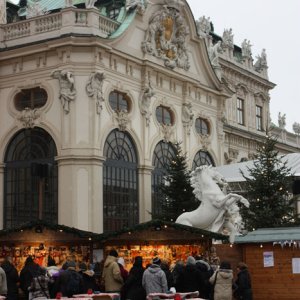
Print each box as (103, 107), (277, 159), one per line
(0, 163), (4, 229)
(56, 155), (104, 233)
(138, 165), (154, 223)
(0, 0), (7, 25)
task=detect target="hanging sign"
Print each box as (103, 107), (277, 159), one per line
(263, 251), (274, 267)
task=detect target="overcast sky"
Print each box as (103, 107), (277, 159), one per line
(8, 0), (300, 133)
(187, 0), (300, 133)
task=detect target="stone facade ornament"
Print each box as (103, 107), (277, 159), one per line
(222, 28), (234, 49)
(51, 70), (76, 114)
(26, 0), (48, 19)
(278, 112), (286, 129)
(254, 48), (268, 73)
(115, 110), (129, 131)
(125, 0), (146, 13)
(0, 0), (7, 25)
(208, 40), (222, 67)
(142, 6), (190, 70)
(64, 0), (74, 8)
(140, 77), (155, 126)
(161, 123), (174, 142)
(199, 134), (210, 150)
(293, 122), (300, 135)
(86, 71), (105, 114)
(196, 15), (211, 38)
(182, 102), (194, 134)
(241, 39), (252, 58)
(17, 108), (40, 128)
(85, 0), (97, 9)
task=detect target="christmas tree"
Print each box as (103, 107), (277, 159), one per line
(158, 143), (198, 222)
(241, 134), (296, 230)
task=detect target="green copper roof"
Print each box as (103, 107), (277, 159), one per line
(235, 227), (300, 243)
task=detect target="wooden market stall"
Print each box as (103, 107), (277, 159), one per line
(234, 227), (300, 300)
(94, 220), (227, 270)
(0, 220), (97, 272)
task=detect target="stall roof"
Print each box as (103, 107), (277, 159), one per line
(96, 219), (228, 244)
(234, 227), (300, 244)
(0, 220), (98, 239)
(216, 153), (300, 182)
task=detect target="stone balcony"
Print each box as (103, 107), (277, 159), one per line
(0, 7), (120, 49)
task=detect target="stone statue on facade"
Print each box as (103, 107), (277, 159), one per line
(85, 0), (97, 9)
(293, 122), (300, 135)
(254, 48), (268, 72)
(196, 15), (211, 37)
(208, 40), (222, 67)
(86, 71), (105, 114)
(241, 39), (252, 58)
(182, 102), (194, 134)
(142, 6), (190, 70)
(222, 28), (234, 48)
(51, 70), (76, 114)
(176, 165), (249, 243)
(17, 107), (40, 128)
(26, 0), (48, 19)
(125, 0), (145, 13)
(115, 109), (129, 131)
(64, 0), (74, 8)
(278, 112), (286, 129)
(0, 0), (7, 24)
(140, 77), (155, 125)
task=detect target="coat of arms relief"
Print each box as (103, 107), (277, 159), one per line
(142, 6), (190, 71)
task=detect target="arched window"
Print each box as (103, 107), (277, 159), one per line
(109, 90), (130, 112)
(152, 141), (176, 217)
(155, 106), (174, 125)
(192, 150), (215, 169)
(14, 87), (47, 111)
(103, 129), (138, 232)
(4, 128), (58, 229)
(195, 117), (210, 135)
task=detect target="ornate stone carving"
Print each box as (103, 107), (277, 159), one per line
(208, 40), (222, 67)
(182, 102), (194, 134)
(126, 0), (146, 13)
(196, 15), (211, 37)
(224, 148), (239, 164)
(64, 0), (74, 8)
(161, 124), (174, 142)
(51, 70), (76, 114)
(0, 0), (7, 24)
(86, 71), (105, 114)
(140, 77), (155, 126)
(115, 110), (129, 131)
(278, 112), (286, 129)
(85, 0), (97, 9)
(26, 0), (48, 19)
(241, 39), (252, 58)
(142, 6), (190, 70)
(199, 134), (210, 150)
(222, 28), (234, 49)
(293, 122), (300, 135)
(254, 49), (268, 72)
(17, 108), (40, 128)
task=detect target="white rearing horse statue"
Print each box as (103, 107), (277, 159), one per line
(176, 165), (249, 243)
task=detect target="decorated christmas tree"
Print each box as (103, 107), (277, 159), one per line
(159, 143), (198, 222)
(241, 134), (296, 230)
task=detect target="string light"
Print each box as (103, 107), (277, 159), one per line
(260, 244), (263, 248)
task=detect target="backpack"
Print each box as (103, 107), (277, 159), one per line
(66, 270), (82, 297)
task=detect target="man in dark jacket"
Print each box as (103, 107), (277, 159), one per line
(1, 257), (19, 300)
(235, 262), (253, 300)
(142, 257), (168, 295)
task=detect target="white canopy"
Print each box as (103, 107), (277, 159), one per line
(216, 153), (300, 182)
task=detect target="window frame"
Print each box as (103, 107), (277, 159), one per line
(14, 87), (48, 111)
(108, 90), (130, 112)
(237, 98), (245, 125)
(256, 105), (263, 131)
(155, 105), (173, 125)
(195, 117), (210, 135)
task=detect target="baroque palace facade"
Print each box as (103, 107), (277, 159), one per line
(0, 0), (299, 233)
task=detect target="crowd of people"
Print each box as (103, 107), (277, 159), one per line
(0, 250), (253, 300)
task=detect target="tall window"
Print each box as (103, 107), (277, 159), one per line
(256, 105), (263, 131)
(14, 87), (47, 111)
(4, 128), (58, 229)
(195, 118), (210, 135)
(156, 106), (173, 125)
(152, 141), (176, 217)
(103, 129), (139, 232)
(192, 150), (215, 170)
(237, 98), (245, 125)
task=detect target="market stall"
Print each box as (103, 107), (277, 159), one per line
(0, 220), (97, 272)
(94, 220), (227, 270)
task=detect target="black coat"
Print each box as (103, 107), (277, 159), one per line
(235, 269), (253, 300)
(195, 262), (213, 299)
(20, 262), (42, 297)
(1, 261), (19, 300)
(81, 272), (99, 293)
(177, 264), (201, 293)
(123, 265), (146, 300)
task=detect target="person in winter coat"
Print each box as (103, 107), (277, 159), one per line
(102, 249), (124, 292)
(29, 268), (53, 300)
(122, 256), (146, 300)
(160, 261), (173, 290)
(195, 259), (213, 300)
(209, 261), (233, 300)
(179, 256), (201, 293)
(20, 256), (42, 299)
(78, 263), (98, 293)
(234, 262), (253, 300)
(117, 258), (129, 282)
(1, 257), (19, 300)
(172, 260), (184, 292)
(0, 265), (7, 296)
(142, 257), (168, 295)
